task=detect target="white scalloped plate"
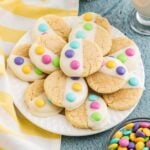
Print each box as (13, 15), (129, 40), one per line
(7, 17), (145, 136)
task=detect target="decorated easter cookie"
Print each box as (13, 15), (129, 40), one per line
(60, 39), (103, 77)
(103, 73), (144, 110)
(86, 56), (128, 94)
(7, 44), (45, 82)
(44, 14), (71, 41)
(44, 70), (88, 110)
(65, 94), (109, 130)
(29, 36), (66, 74)
(109, 37), (141, 72)
(25, 80), (62, 117)
(69, 22), (112, 55)
(81, 12), (112, 34)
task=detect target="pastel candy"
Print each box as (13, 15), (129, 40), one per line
(65, 50), (75, 58)
(88, 94), (99, 101)
(76, 31), (86, 39)
(14, 57), (24, 65)
(38, 23), (49, 32)
(70, 41), (80, 49)
(116, 66), (126, 75)
(125, 48), (135, 56)
(42, 55), (52, 64)
(91, 112), (102, 121)
(70, 60), (80, 70)
(90, 101), (100, 109)
(66, 93), (76, 102)
(128, 77), (139, 86)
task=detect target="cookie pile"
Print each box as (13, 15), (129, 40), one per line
(7, 12), (144, 130)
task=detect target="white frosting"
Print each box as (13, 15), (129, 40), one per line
(63, 77), (88, 110)
(29, 43), (59, 74)
(7, 55), (45, 82)
(27, 93), (62, 117)
(100, 56), (128, 80)
(110, 45), (141, 73)
(31, 18), (56, 41)
(60, 39), (83, 77)
(86, 95), (109, 130)
(69, 22), (97, 42)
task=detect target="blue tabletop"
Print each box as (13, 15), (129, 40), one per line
(62, 0), (150, 149)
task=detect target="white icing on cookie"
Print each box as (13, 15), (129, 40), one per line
(60, 39), (83, 77)
(100, 56), (128, 79)
(63, 77), (88, 110)
(86, 94), (109, 130)
(110, 45), (141, 72)
(29, 43), (59, 74)
(27, 93), (62, 117)
(31, 18), (56, 41)
(7, 55), (45, 82)
(69, 22), (97, 42)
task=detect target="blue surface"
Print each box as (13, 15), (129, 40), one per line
(62, 0), (150, 149)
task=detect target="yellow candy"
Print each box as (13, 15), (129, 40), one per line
(125, 123), (134, 130)
(83, 13), (93, 21)
(143, 128), (150, 136)
(138, 128), (143, 132)
(118, 146), (127, 150)
(35, 99), (45, 107)
(72, 83), (82, 91)
(35, 46), (45, 55)
(108, 143), (118, 150)
(106, 60), (116, 69)
(130, 133), (136, 142)
(135, 137), (145, 143)
(22, 64), (32, 74)
(113, 131), (123, 139)
(135, 141), (144, 150)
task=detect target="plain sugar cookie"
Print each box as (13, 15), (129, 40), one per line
(44, 14), (71, 41)
(65, 94), (109, 130)
(60, 39), (103, 77)
(24, 79), (62, 117)
(44, 70), (88, 110)
(86, 56), (128, 94)
(81, 12), (112, 34)
(103, 73), (144, 110)
(7, 44), (45, 82)
(69, 22), (112, 55)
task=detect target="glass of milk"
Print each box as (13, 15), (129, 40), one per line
(130, 0), (150, 35)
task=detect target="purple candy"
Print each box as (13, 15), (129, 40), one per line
(14, 57), (24, 65)
(71, 77), (80, 80)
(140, 122), (150, 128)
(133, 122), (140, 132)
(116, 66), (126, 75)
(128, 142), (135, 149)
(136, 131), (145, 137)
(65, 50), (75, 58)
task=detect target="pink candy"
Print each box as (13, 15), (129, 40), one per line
(146, 140), (150, 147)
(140, 122), (150, 128)
(125, 48), (135, 56)
(70, 60), (80, 70)
(42, 55), (51, 64)
(90, 101), (100, 109)
(119, 138), (129, 147)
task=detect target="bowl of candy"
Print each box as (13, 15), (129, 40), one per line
(107, 118), (150, 150)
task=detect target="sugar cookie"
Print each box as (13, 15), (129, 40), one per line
(60, 39), (103, 77)
(69, 22), (112, 55)
(25, 79), (62, 117)
(7, 44), (45, 82)
(44, 15), (71, 41)
(103, 73), (144, 110)
(81, 12), (112, 34)
(86, 56), (128, 94)
(108, 37), (141, 72)
(44, 70), (88, 110)
(65, 94), (109, 130)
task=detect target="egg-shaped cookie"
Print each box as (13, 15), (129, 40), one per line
(29, 34), (66, 74)
(103, 73), (144, 111)
(7, 44), (45, 82)
(25, 79), (62, 117)
(44, 70), (88, 110)
(65, 94), (109, 130)
(86, 56), (128, 94)
(108, 37), (141, 72)
(69, 22), (112, 55)
(60, 39), (103, 77)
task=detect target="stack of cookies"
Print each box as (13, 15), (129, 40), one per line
(7, 12), (144, 130)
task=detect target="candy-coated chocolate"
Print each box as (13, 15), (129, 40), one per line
(133, 123), (140, 132)
(122, 129), (132, 136)
(113, 131), (123, 139)
(90, 101), (100, 109)
(135, 141), (144, 150)
(38, 23), (48, 32)
(136, 131), (145, 137)
(65, 50), (75, 58)
(22, 64), (32, 74)
(70, 41), (80, 49)
(118, 146), (127, 150)
(34, 68), (43, 75)
(117, 53), (127, 63)
(125, 48), (135, 57)
(130, 133), (136, 142)
(83, 13), (93, 21)
(14, 57), (24, 65)
(146, 140), (150, 147)
(110, 138), (120, 144)
(88, 94), (99, 101)
(128, 142), (135, 149)
(35, 46), (45, 55)
(128, 77), (139, 86)
(35, 99), (45, 107)
(106, 60), (116, 69)
(72, 83), (82, 91)
(70, 60), (80, 70)
(143, 128), (150, 136)
(66, 93), (76, 102)
(119, 138), (129, 147)
(91, 112), (102, 121)
(52, 57), (60, 67)
(83, 23), (93, 31)
(116, 66), (126, 75)
(140, 122), (150, 128)
(42, 55), (52, 64)
(108, 143), (118, 150)
(124, 123), (134, 130)
(76, 31), (86, 39)
(135, 137), (145, 143)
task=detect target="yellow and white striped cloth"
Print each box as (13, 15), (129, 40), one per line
(0, 0), (79, 149)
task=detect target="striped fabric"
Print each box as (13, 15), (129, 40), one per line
(0, 1), (79, 149)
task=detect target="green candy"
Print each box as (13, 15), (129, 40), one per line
(34, 68), (43, 75)
(52, 57), (60, 68)
(117, 53), (127, 63)
(83, 23), (93, 31)
(91, 112), (102, 121)
(110, 138), (120, 144)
